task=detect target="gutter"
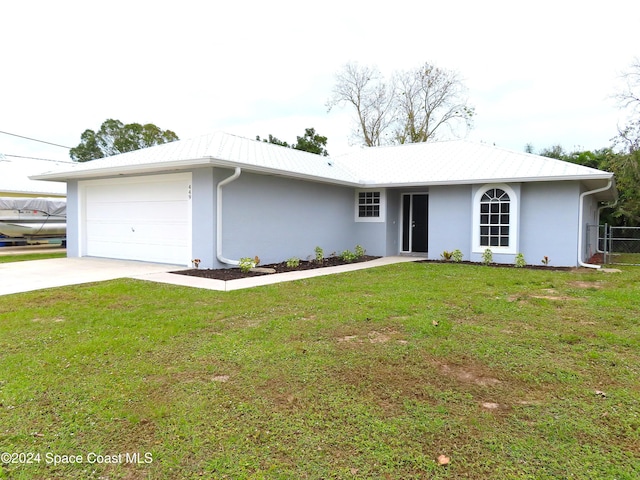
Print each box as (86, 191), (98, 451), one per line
(577, 178), (613, 269)
(216, 167), (242, 266)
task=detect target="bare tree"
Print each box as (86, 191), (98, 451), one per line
(393, 63), (475, 144)
(616, 57), (640, 113)
(328, 61), (474, 147)
(614, 58), (640, 153)
(326, 62), (396, 146)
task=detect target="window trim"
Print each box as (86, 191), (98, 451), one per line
(355, 189), (385, 223)
(472, 183), (518, 254)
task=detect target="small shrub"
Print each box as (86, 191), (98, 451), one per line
(286, 257), (300, 268)
(452, 249), (463, 263)
(354, 244), (366, 258)
(239, 257), (257, 273)
(482, 248), (493, 265)
(515, 253), (526, 268)
(441, 250), (454, 261)
(340, 250), (358, 263)
(314, 246), (324, 262)
(541, 256), (550, 266)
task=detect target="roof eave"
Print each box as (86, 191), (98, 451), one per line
(361, 173), (615, 189)
(31, 157), (362, 187)
(30, 158), (215, 181)
(207, 158), (361, 187)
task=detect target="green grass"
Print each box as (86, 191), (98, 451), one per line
(0, 251), (66, 263)
(608, 252), (640, 265)
(0, 263), (639, 479)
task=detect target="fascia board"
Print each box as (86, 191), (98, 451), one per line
(360, 173), (615, 189)
(31, 157), (362, 187)
(205, 158), (362, 187)
(30, 158), (215, 181)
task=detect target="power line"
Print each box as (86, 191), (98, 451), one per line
(0, 153), (73, 163)
(0, 130), (72, 149)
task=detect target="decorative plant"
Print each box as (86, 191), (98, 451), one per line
(286, 257), (300, 268)
(515, 253), (526, 268)
(239, 257), (257, 273)
(482, 248), (493, 265)
(340, 249), (358, 263)
(452, 249), (463, 263)
(192, 258), (201, 269)
(354, 244), (366, 258)
(314, 246), (324, 263)
(541, 256), (550, 266)
(441, 250), (454, 261)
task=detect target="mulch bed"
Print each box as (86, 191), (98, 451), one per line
(171, 256), (380, 281)
(172, 255), (591, 282)
(417, 259), (575, 271)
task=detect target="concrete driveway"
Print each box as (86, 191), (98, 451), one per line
(0, 257), (183, 296)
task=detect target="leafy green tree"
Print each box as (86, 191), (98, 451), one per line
(255, 134), (289, 148)
(539, 145), (639, 226)
(538, 144), (567, 160)
(70, 119), (179, 162)
(293, 128), (329, 156)
(257, 128), (329, 156)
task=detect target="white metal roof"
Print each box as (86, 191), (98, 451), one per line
(0, 156), (69, 196)
(31, 132), (360, 185)
(31, 132), (613, 191)
(336, 140), (613, 186)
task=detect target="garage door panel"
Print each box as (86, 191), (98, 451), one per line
(86, 201), (187, 222)
(82, 173), (191, 265)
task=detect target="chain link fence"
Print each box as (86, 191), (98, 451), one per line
(588, 224), (640, 265)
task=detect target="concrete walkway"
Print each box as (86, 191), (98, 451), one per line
(0, 256), (424, 296)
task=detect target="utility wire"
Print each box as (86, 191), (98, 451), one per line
(0, 153), (73, 163)
(0, 130), (71, 149)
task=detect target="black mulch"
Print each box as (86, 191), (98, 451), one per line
(171, 256), (380, 281)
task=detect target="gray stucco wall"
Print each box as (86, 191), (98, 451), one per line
(191, 168), (216, 268)
(519, 181), (580, 267)
(428, 182), (583, 267)
(385, 190), (401, 256)
(428, 185), (472, 261)
(65, 167), (593, 269)
(65, 180), (80, 257)
(215, 169), (359, 268)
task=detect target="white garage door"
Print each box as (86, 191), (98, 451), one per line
(81, 173), (192, 265)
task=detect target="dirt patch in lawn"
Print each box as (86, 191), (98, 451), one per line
(567, 280), (606, 289)
(336, 329), (404, 344)
(439, 363), (502, 387)
(171, 256), (380, 281)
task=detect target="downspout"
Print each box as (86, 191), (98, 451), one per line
(578, 178), (613, 269)
(216, 167), (242, 266)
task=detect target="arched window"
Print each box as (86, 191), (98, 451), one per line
(479, 188), (510, 247)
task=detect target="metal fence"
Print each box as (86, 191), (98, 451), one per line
(588, 224), (640, 266)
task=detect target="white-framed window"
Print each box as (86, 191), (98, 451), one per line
(472, 184), (518, 254)
(355, 189), (385, 222)
(479, 188), (510, 247)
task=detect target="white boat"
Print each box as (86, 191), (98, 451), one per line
(0, 197), (66, 239)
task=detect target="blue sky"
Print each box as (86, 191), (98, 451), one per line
(1, 0), (639, 163)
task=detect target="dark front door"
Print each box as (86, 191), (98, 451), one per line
(402, 194), (428, 253)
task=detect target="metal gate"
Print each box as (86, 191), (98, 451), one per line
(592, 224), (640, 265)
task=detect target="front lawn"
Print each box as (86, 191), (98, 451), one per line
(0, 263), (638, 479)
